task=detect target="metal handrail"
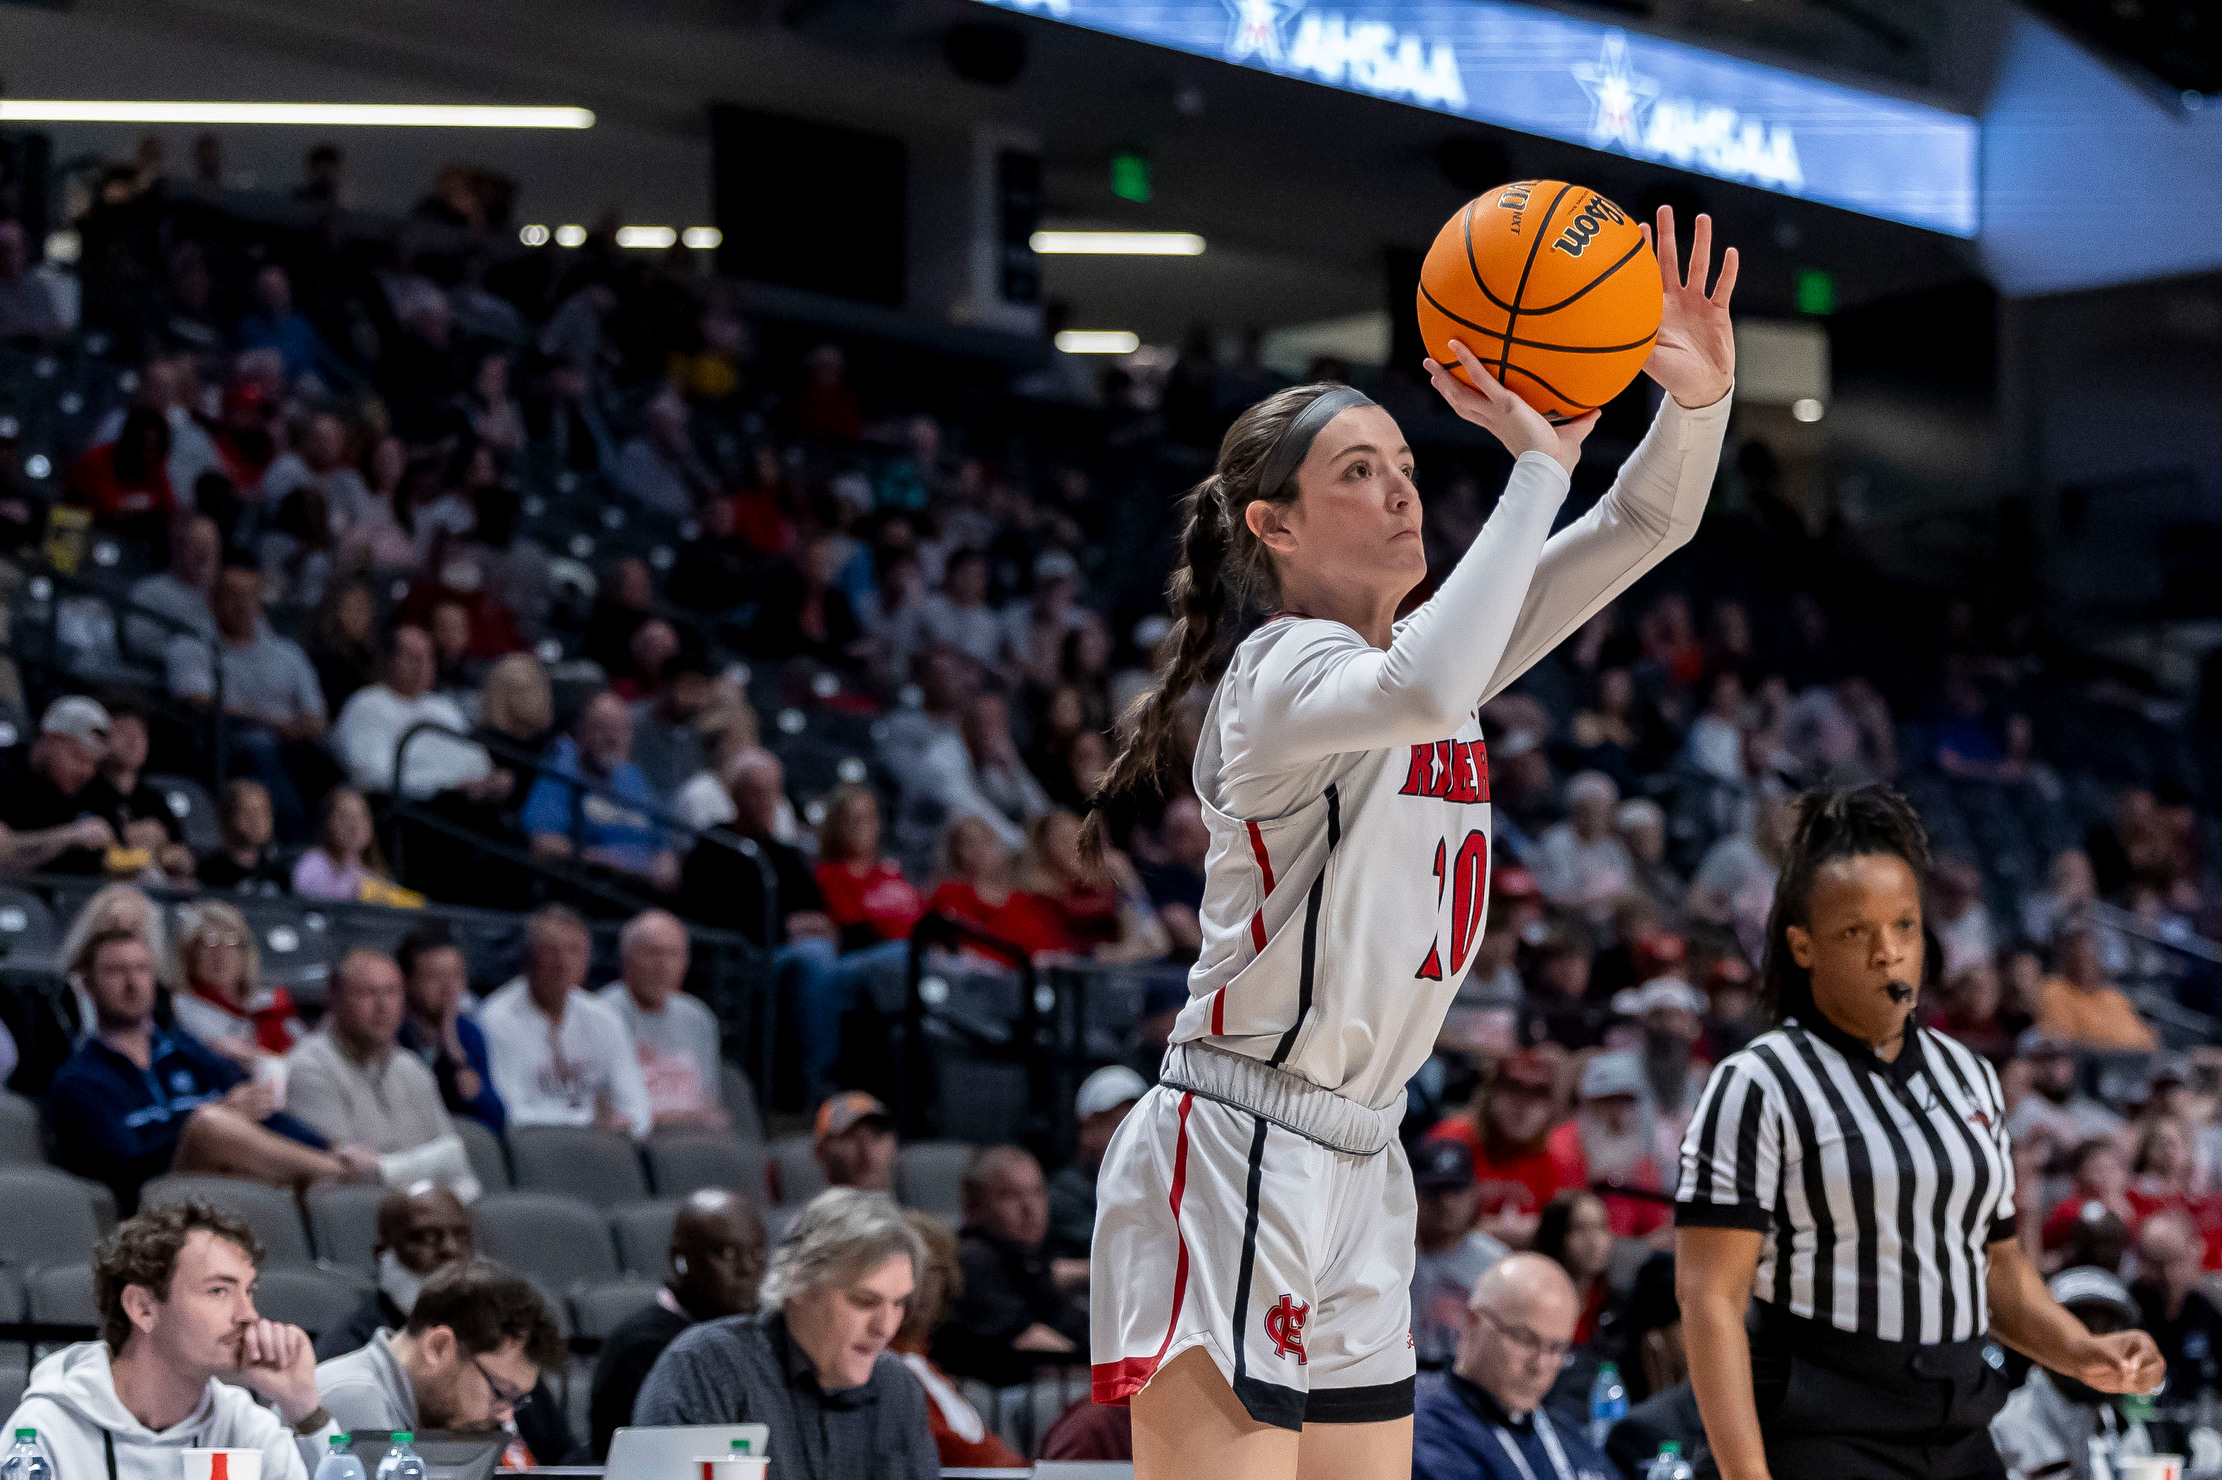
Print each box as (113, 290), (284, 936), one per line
(898, 911), (1050, 1144)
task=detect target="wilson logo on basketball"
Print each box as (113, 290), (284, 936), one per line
(1265, 1294), (1310, 1364)
(1551, 194), (1630, 258)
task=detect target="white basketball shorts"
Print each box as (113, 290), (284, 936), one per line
(1089, 1083), (1418, 1430)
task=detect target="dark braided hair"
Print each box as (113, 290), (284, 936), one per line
(1757, 784), (1939, 1028)
(1082, 383), (1362, 860)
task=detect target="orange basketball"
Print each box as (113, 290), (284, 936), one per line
(1417, 181), (1662, 422)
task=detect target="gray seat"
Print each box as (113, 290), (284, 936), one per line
(455, 1117), (511, 1193)
(305, 1183), (388, 1273)
(139, 1175), (313, 1268)
(522, 1275), (574, 1338)
(646, 1133), (768, 1204)
(572, 1278), (659, 1340)
(0, 1092), (43, 1164)
(474, 1193), (619, 1293)
(609, 1200), (677, 1279)
(234, 898), (333, 1006)
(509, 1127), (648, 1209)
(0, 1169), (104, 1273)
(146, 774), (221, 855)
(26, 1262), (95, 1344)
(252, 1267), (369, 1339)
(720, 1062), (765, 1145)
(768, 1136), (825, 1208)
(894, 1141), (972, 1222)
(0, 888), (59, 965)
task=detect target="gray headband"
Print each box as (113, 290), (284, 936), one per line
(1256, 385), (1377, 500)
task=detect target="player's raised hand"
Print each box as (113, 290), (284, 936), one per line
(1424, 338), (1600, 476)
(1639, 206), (1737, 409)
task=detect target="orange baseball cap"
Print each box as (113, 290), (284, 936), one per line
(814, 1090), (893, 1143)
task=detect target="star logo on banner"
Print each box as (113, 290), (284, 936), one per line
(1223, 0), (1295, 64)
(1572, 30), (1659, 150)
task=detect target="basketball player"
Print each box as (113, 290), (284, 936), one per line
(1086, 208), (1737, 1480)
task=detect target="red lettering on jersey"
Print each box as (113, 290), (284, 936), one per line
(1399, 745), (1433, 797)
(1403, 738), (1492, 802)
(1415, 941), (1443, 980)
(1444, 741), (1480, 802)
(1433, 740), (1454, 797)
(1471, 738), (1491, 801)
(1447, 829), (1490, 973)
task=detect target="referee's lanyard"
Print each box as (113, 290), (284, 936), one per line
(1492, 1409), (1578, 1480)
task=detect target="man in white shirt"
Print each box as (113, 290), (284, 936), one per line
(260, 411), (372, 535)
(913, 549), (1005, 672)
(594, 909), (727, 1132)
(332, 624), (508, 802)
(478, 906), (653, 1139)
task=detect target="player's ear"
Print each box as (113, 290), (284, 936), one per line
(1246, 497), (1298, 555)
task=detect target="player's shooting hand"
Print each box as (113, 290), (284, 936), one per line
(1424, 338), (1600, 476)
(1639, 206), (1738, 409)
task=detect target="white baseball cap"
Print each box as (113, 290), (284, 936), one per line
(1075, 1065), (1148, 1120)
(39, 695), (110, 747)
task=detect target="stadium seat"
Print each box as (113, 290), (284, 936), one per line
(646, 1133), (768, 1204)
(0, 1169), (103, 1280)
(0, 888), (59, 965)
(894, 1141), (972, 1222)
(767, 1135), (825, 1208)
(305, 1183), (389, 1274)
(720, 1062), (766, 1146)
(455, 1118), (511, 1193)
(26, 1263), (95, 1347)
(608, 1200), (677, 1279)
(508, 1126), (649, 1208)
(146, 773), (221, 855)
(139, 1175), (314, 1268)
(0, 1369), (24, 1423)
(474, 1194), (619, 1293)
(572, 1278), (660, 1340)
(0, 1092), (43, 1164)
(252, 1267), (370, 1340)
(234, 899), (333, 1006)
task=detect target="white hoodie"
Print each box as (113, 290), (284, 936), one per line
(6, 1342), (330, 1480)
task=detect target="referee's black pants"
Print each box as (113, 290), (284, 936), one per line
(1744, 1303), (2012, 1480)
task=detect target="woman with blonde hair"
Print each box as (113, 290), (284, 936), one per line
(1015, 809), (1169, 965)
(170, 899), (299, 1067)
(814, 784), (923, 950)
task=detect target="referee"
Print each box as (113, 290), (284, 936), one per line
(1674, 786), (2164, 1480)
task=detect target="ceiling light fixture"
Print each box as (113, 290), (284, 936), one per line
(1056, 330), (1141, 354)
(615, 225), (678, 249)
(1031, 231), (1205, 255)
(518, 224), (551, 247)
(1791, 397), (1825, 422)
(682, 227), (723, 250)
(0, 101), (593, 128)
(554, 225), (587, 248)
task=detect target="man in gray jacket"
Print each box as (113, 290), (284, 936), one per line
(1991, 1267), (2157, 1480)
(634, 1188), (937, 1480)
(316, 1259), (564, 1439)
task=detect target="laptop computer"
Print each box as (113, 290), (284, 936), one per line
(343, 1431), (506, 1480)
(607, 1424), (772, 1473)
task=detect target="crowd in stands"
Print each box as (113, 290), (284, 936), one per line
(0, 134), (2215, 1476)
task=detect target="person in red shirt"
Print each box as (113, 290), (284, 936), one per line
(1424, 1048), (1578, 1247)
(926, 815), (1074, 959)
(892, 1210), (1026, 1470)
(2042, 1135), (2136, 1251)
(1013, 809), (1170, 963)
(2125, 1114), (2222, 1267)
(65, 406), (175, 535)
(1546, 1050), (1671, 1239)
(814, 784), (924, 950)
(1534, 1188), (1618, 1346)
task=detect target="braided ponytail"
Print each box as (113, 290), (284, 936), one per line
(1081, 382), (1357, 861)
(1757, 783), (1937, 1027)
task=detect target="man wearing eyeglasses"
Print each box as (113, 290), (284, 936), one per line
(1414, 1253), (1616, 1480)
(316, 1258), (565, 1440)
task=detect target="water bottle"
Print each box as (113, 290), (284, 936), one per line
(313, 1434), (368, 1480)
(374, 1433), (426, 1480)
(0, 1429), (50, 1480)
(1588, 1362), (1628, 1448)
(1646, 1440), (1695, 1480)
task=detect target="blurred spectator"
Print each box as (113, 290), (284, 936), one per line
(1523, 923), (1610, 1052)
(316, 1258), (564, 1438)
(962, 691), (1050, 839)
(893, 1211), (1027, 1470)
(198, 777), (288, 895)
(477, 651), (556, 768)
(1548, 1051), (1670, 1238)
(1412, 1254), (1612, 1480)
(2043, 1138), (2135, 1252)
(0, 696), (122, 875)
(588, 1188), (766, 1459)
(1687, 788), (1791, 964)
(67, 405), (174, 539)
(1411, 1139), (1510, 1370)
(48, 927), (359, 1212)
(1425, 1049), (1576, 1248)
(2129, 1211), (2222, 1405)
(2024, 849), (2101, 952)
(1683, 669), (1748, 787)
(2010, 1031), (2129, 1148)
(1992, 1268), (2156, 1480)
(813, 783), (926, 951)
(584, 557), (655, 678)
(1613, 975), (1713, 1176)
(881, 650), (1035, 859)
(1136, 795), (1210, 960)
(1935, 961), (2017, 1065)
(1048, 1065), (1145, 1265)
(396, 923), (506, 1135)
(1568, 666), (1656, 792)
(480, 905), (652, 1138)
(926, 815), (1070, 959)
(463, 352), (526, 457)
(1702, 955), (1760, 1060)
(595, 908), (727, 1132)
(520, 691), (677, 891)
(169, 564), (328, 842)
(1616, 798), (1683, 924)
(236, 264), (348, 390)
(170, 899), (297, 1068)
(263, 410), (371, 536)
(935, 1145), (1083, 1387)
(791, 343), (864, 442)
(307, 579), (381, 718)
(2038, 923), (2158, 1052)
(333, 624), (503, 801)
(126, 512), (220, 661)
(616, 389), (717, 519)
(1930, 855), (1996, 980)
(1533, 1190), (1618, 1349)
(804, 1091), (896, 1198)
(87, 703), (192, 881)
(631, 1188), (938, 1479)
(1014, 810), (1168, 962)
(2125, 1116), (2221, 1263)
(285, 947), (459, 1159)
(0, 1201), (337, 1477)
(629, 648), (716, 802)
(291, 786), (393, 902)
(1004, 551), (1095, 690)
(914, 549), (1004, 671)
(0, 219), (64, 342)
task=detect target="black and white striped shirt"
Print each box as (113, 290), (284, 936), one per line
(1675, 1016), (2018, 1344)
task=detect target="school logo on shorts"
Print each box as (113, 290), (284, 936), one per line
(1264, 1294), (1309, 1365)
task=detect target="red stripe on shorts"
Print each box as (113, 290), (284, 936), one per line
(1093, 1091), (1196, 1405)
